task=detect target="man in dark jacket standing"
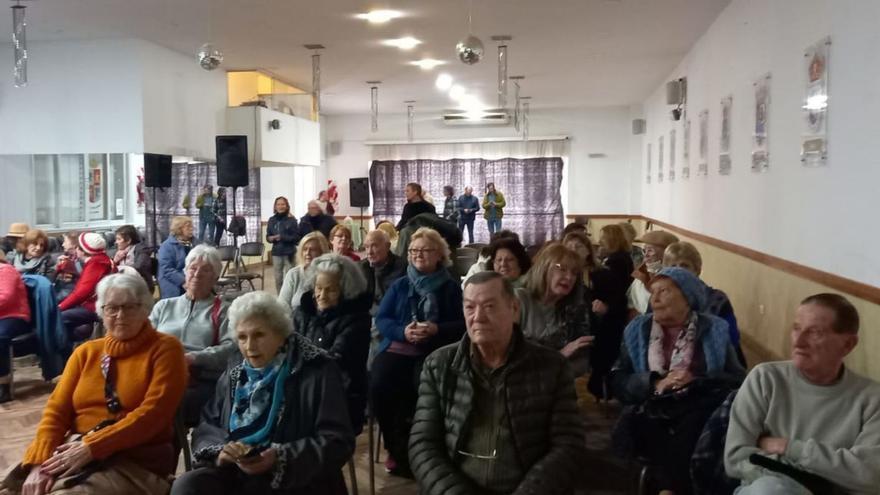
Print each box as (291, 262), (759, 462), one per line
(409, 271), (587, 495)
(456, 186), (480, 244)
(300, 200), (338, 239)
(267, 196), (302, 291)
(360, 229), (407, 365)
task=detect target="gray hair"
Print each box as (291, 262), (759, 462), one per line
(228, 291), (292, 338)
(365, 229), (390, 245)
(96, 273), (154, 318)
(304, 253), (368, 301)
(185, 244), (223, 281)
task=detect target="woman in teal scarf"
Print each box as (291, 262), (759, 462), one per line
(173, 291), (354, 495)
(371, 227), (466, 477)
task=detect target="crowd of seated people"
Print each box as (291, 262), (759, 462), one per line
(1, 192), (878, 495)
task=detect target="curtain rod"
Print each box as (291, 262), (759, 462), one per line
(364, 135), (569, 146)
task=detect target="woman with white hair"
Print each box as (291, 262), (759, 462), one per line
(294, 253), (371, 431)
(278, 231), (331, 313)
(3, 274), (186, 495)
(149, 245), (235, 425)
(172, 291), (354, 495)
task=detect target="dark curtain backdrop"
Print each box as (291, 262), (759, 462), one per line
(370, 157), (564, 246)
(145, 162), (261, 247)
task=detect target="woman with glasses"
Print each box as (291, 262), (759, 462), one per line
(149, 245), (236, 425)
(328, 224), (361, 261)
(370, 227), (465, 478)
(3, 274), (187, 495)
(516, 243), (593, 376)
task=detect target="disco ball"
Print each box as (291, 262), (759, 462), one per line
(456, 35), (484, 65)
(197, 43), (223, 71)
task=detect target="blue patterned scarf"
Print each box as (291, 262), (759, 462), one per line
(229, 352), (290, 445)
(407, 264), (451, 323)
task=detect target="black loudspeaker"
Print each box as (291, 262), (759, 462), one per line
(216, 135), (249, 187)
(143, 153), (172, 187)
(350, 177), (370, 207)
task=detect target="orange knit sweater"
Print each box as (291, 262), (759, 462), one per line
(23, 322), (187, 466)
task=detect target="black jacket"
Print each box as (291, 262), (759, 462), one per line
(266, 214), (302, 257)
(192, 333), (355, 494)
(293, 293), (372, 431)
(396, 200), (437, 231)
(409, 328), (587, 495)
(359, 253), (407, 315)
(299, 213), (337, 240)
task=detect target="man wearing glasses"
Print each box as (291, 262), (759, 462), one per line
(409, 271), (587, 494)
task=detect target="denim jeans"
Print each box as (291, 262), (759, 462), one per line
(459, 218), (475, 244)
(272, 255), (295, 293)
(487, 218), (502, 235)
(734, 475), (812, 495)
(0, 318), (30, 376)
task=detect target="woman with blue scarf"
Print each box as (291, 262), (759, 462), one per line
(370, 227), (465, 478)
(172, 291), (355, 495)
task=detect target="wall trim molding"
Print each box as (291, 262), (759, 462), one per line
(567, 214), (880, 305)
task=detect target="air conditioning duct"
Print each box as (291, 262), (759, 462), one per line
(442, 108), (510, 126)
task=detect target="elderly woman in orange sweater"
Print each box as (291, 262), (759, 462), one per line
(2, 273), (187, 495)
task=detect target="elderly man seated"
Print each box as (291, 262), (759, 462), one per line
(725, 293), (880, 494)
(409, 271), (586, 494)
(360, 229), (406, 364)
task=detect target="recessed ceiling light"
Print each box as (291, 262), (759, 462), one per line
(356, 10), (403, 24)
(410, 58), (446, 70)
(449, 84), (466, 101)
(383, 37), (422, 50)
(435, 73), (453, 91)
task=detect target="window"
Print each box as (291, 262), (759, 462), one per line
(34, 153), (128, 229)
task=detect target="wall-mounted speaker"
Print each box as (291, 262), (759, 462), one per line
(144, 153), (172, 187)
(666, 77), (687, 105)
(349, 177), (370, 208)
(632, 119), (646, 135)
(216, 135), (249, 187)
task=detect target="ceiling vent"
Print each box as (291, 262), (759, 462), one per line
(442, 108), (510, 126)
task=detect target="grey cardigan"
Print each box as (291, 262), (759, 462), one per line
(149, 293), (236, 375)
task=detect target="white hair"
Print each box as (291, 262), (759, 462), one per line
(304, 253), (368, 301)
(185, 244), (223, 281)
(228, 291), (292, 338)
(366, 229), (390, 245)
(95, 273), (154, 318)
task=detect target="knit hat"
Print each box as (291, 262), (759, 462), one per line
(78, 232), (106, 256)
(651, 266), (706, 311)
(6, 223), (29, 238)
(635, 230), (679, 248)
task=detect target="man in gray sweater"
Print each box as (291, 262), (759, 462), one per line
(725, 293), (880, 494)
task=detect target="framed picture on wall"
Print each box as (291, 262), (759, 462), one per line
(719, 95), (733, 176)
(698, 110), (709, 176)
(646, 143), (652, 184)
(658, 135), (665, 183)
(669, 128), (677, 182)
(683, 119), (691, 179)
(752, 73), (771, 172)
(802, 37), (830, 167)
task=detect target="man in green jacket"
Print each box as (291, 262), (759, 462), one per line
(409, 271), (587, 494)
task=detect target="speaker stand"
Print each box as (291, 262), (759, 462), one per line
(226, 186), (247, 290)
(358, 206), (367, 249)
(148, 186), (161, 248)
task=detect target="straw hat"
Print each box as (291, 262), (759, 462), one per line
(6, 223), (29, 238)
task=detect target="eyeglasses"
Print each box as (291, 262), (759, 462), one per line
(408, 248), (437, 257)
(551, 263), (579, 277)
(102, 303), (142, 316)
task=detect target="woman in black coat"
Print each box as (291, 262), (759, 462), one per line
(173, 292), (354, 495)
(294, 253), (371, 432)
(395, 183), (436, 231)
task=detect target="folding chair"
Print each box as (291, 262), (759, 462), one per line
(236, 242), (265, 291)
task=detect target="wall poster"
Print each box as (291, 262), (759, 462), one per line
(682, 119), (691, 179)
(669, 128), (676, 182)
(658, 135), (665, 183)
(802, 37), (830, 167)
(698, 110), (709, 176)
(719, 95), (732, 176)
(752, 73), (771, 172)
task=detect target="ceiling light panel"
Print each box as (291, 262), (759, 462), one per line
(410, 58), (446, 70)
(382, 37), (422, 50)
(355, 10), (403, 24)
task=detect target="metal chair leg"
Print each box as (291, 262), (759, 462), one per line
(368, 412), (376, 495)
(348, 457), (359, 495)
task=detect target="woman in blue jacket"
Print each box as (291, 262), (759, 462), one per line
(369, 227), (465, 478)
(267, 197), (303, 291)
(158, 216), (194, 299)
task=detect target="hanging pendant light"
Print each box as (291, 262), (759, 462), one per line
(510, 76), (524, 132)
(491, 36), (511, 109)
(405, 101), (416, 142)
(521, 97), (531, 142)
(456, 0), (483, 65)
(367, 81), (381, 132)
(305, 44), (325, 118)
(11, 1), (27, 87)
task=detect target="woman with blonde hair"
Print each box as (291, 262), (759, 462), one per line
(370, 227), (464, 477)
(278, 231), (331, 312)
(158, 216), (195, 299)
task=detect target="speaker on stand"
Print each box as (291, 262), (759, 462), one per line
(216, 135), (250, 284)
(144, 153), (172, 248)
(350, 177), (371, 243)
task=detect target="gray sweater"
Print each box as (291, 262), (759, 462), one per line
(149, 294), (236, 374)
(278, 265), (310, 313)
(725, 361), (880, 494)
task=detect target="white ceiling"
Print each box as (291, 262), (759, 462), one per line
(4, 0), (730, 114)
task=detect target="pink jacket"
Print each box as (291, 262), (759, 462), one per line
(0, 263), (31, 322)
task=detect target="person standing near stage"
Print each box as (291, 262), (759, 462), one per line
(456, 186), (480, 245)
(482, 182), (506, 235)
(211, 187), (227, 246)
(267, 196), (302, 292)
(196, 185), (215, 244)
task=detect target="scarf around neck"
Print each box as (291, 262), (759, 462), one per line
(229, 351), (290, 446)
(647, 311), (699, 373)
(13, 253), (49, 275)
(406, 264), (451, 323)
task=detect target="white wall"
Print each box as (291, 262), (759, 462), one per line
(323, 107), (634, 217)
(0, 39), (144, 154)
(639, 0), (880, 287)
(0, 155), (36, 230)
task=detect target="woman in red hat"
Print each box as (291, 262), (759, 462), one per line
(59, 232), (114, 345)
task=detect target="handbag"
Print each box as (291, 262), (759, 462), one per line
(641, 378), (732, 421)
(228, 216), (247, 236)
